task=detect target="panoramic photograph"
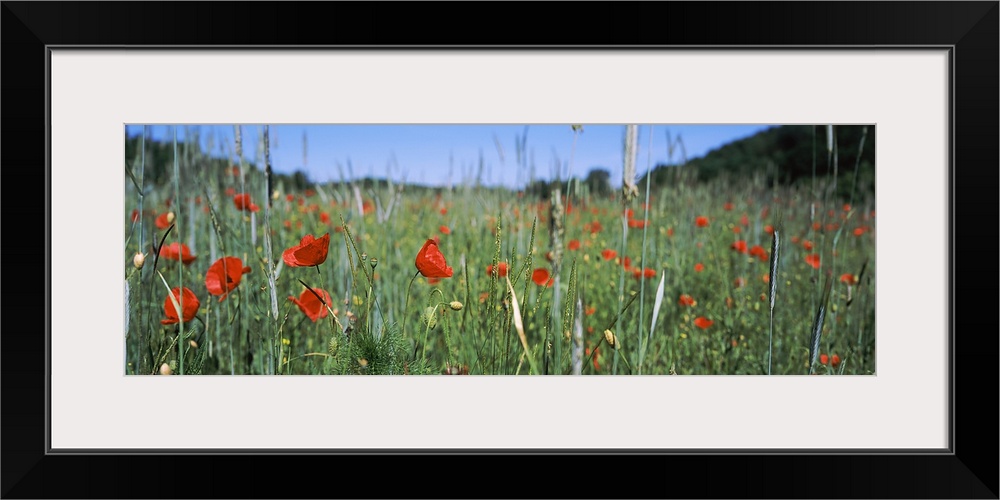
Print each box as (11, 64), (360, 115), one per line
(123, 124), (875, 376)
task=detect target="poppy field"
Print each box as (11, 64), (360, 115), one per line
(124, 125), (875, 376)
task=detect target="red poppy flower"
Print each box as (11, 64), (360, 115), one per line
(320, 212), (330, 224)
(694, 263), (704, 273)
(805, 254), (821, 269)
(840, 273), (857, 286)
(740, 214), (749, 226)
(723, 202), (734, 211)
(695, 216), (709, 227)
(831, 354), (842, 367)
(304, 189), (316, 198)
(589, 221), (603, 234)
(733, 277), (746, 288)
(819, 353), (829, 365)
(764, 224), (774, 235)
(730, 240), (748, 254)
(282, 233), (330, 267)
(791, 235), (801, 244)
(288, 287), (332, 322)
(415, 239), (453, 278)
(802, 240), (814, 251)
(486, 262), (508, 278)
(155, 212), (174, 230)
(584, 306), (596, 316)
(622, 256), (632, 270)
(678, 294), (696, 307)
(601, 249), (617, 261)
(624, 208), (634, 219)
(812, 222), (822, 231)
(749, 245), (768, 261)
(286, 194), (295, 202)
(531, 268), (554, 287)
(440, 207), (448, 215)
(130, 209), (140, 223)
(641, 268), (656, 279)
(732, 226), (742, 234)
(161, 287), (200, 325)
(693, 317), (713, 329)
(205, 257), (252, 302)
(225, 187), (236, 197)
(627, 219), (648, 229)
(439, 225), (451, 235)
(158, 242), (196, 265)
(233, 193), (260, 213)
(568, 239), (581, 251)
(853, 227), (867, 237)
(666, 227), (674, 237)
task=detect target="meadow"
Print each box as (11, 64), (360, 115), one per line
(124, 127), (875, 376)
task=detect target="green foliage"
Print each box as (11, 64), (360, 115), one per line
(641, 125), (875, 199)
(334, 323), (411, 375)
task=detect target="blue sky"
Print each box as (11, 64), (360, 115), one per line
(125, 124), (774, 189)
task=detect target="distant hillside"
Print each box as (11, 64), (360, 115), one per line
(642, 125), (874, 199)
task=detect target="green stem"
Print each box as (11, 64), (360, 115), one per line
(401, 271), (420, 344)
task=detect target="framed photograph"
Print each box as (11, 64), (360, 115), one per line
(5, 2), (996, 498)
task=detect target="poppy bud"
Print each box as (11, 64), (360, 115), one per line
(370, 258), (378, 270)
(449, 301), (463, 311)
(159, 363), (172, 375)
(166, 212), (175, 224)
(604, 329), (619, 349)
(133, 252), (145, 269)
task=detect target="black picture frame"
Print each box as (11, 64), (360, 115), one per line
(3, 2), (996, 498)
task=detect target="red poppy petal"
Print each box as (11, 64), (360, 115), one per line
(282, 246), (302, 267)
(415, 239), (453, 278)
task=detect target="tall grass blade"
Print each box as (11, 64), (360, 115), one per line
(572, 297), (583, 375)
(767, 228), (780, 375)
(807, 274), (833, 374)
(639, 269), (666, 374)
(505, 274), (537, 374)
